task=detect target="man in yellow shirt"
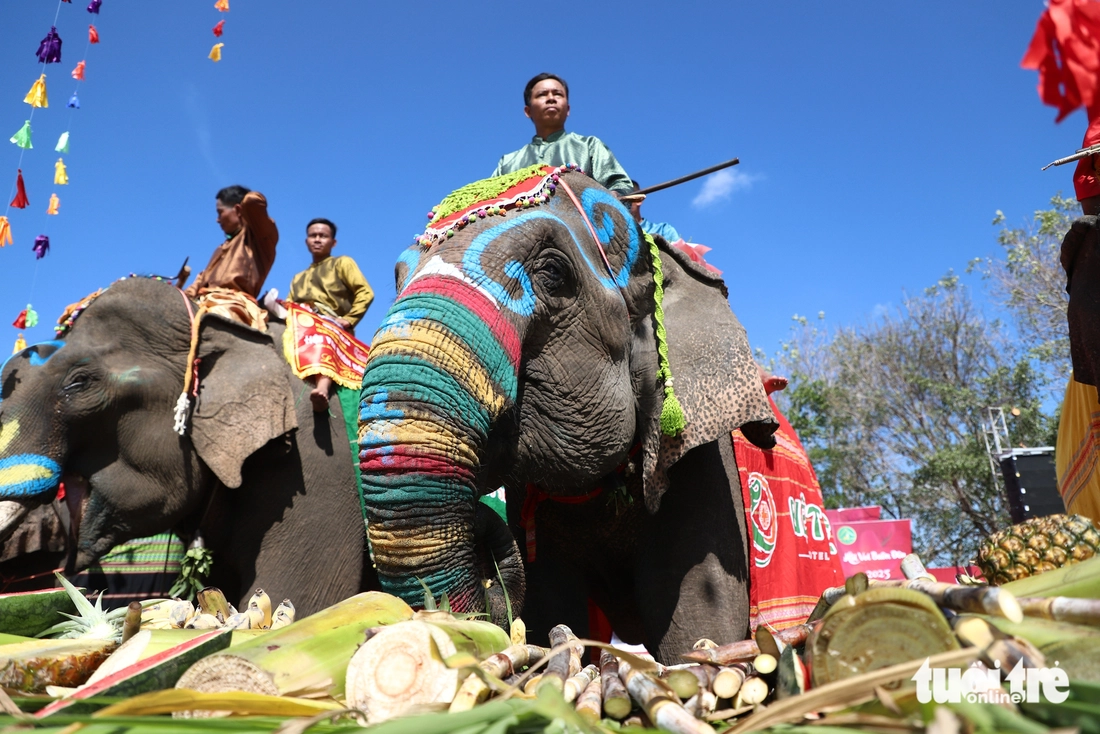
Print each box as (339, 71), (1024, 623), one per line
(288, 218), (374, 411)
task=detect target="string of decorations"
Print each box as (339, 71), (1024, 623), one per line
(5, 0), (105, 353)
(210, 0), (229, 62)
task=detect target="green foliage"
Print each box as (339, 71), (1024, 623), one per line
(169, 546), (214, 601)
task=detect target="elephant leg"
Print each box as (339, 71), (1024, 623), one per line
(634, 437), (749, 664)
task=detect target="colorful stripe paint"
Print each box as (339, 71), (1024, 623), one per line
(359, 269), (521, 609)
(0, 453), (61, 498)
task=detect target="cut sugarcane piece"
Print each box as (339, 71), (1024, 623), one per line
(1018, 595), (1100, 626)
(1000, 554), (1100, 598)
(176, 591), (412, 704)
(121, 602), (142, 643)
(599, 649), (631, 720)
(659, 665), (701, 700)
(448, 644), (546, 712)
(0, 588), (78, 637)
(0, 638), (116, 692)
(345, 614), (510, 723)
(34, 628), (233, 717)
(680, 622), (818, 665)
(900, 553), (935, 581)
(752, 654), (777, 675)
(574, 672), (603, 723)
(538, 624), (576, 693)
(713, 664), (750, 699)
(895, 578), (1022, 621)
(810, 586), (959, 686)
(563, 663), (598, 703)
(735, 676), (769, 706)
(619, 658), (713, 734)
(684, 689), (717, 718)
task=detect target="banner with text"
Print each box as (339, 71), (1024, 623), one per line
(833, 518), (913, 580)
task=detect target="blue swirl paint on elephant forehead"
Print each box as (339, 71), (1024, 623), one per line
(0, 454), (62, 498)
(396, 247), (422, 293)
(460, 213), (551, 317)
(580, 188), (639, 290)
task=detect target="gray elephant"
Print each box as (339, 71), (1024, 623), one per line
(358, 168), (776, 662)
(0, 278), (371, 613)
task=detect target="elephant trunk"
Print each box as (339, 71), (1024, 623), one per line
(359, 274), (524, 619)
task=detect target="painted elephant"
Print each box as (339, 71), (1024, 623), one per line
(1062, 215), (1100, 391)
(358, 169), (777, 662)
(0, 277), (371, 613)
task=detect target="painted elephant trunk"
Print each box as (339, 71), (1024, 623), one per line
(359, 274), (524, 619)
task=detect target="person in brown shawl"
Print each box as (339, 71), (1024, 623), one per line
(184, 185), (278, 300)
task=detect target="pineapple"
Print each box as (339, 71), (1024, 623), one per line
(978, 514), (1100, 585)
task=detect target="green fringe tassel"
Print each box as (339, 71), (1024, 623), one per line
(647, 233), (686, 436)
(429, 164), (549, 225)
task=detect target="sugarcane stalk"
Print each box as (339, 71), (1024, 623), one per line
(175, 591), (412, 702)
(659, 665), (701, 699)
(121, 602), (143, 644)
(713, 664), (751, 699)
(449, 644), (547, 712)
(680, 623), (818, 665)
(538, 624), (575, 693)
(575, 672), (602, 723)
(900, 553), (935, 581)
(1018, 595), (1100, 627)
(684, 689), (717, 718)
(896, 578), (1022, 622)
(523, 674), (542, 694)
(618, 659), (714, 734)
(563, 663), (598, 703)
(599, 649), (631, 720)
(345, 614), (510, 723)
(734, 676), (769, 707)
(0, 638), (117, 693)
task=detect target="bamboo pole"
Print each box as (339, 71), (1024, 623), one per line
(599, 649), (631, 720)
(619, 659), (715, 734)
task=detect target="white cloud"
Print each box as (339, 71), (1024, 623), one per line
(691, 168), (758, 209)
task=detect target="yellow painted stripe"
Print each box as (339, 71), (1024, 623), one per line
(367, 525), (473, 569)
(370, 324), (507, 415)
(0, 418), (18, 454)
(0, 463), (53, 487)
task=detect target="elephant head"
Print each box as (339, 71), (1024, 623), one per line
(0, 277), (296, 572)
(359, 170), (775, 622)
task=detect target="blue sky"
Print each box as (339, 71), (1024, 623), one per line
(0, 1), (1084, 360)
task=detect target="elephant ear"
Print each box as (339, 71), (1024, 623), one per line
(635, 239), (777, 513)
(189, 315), (298, 489)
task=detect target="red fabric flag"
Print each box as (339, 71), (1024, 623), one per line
(88, 24), (99, 44)
(12, 309), (28, 329)
(71, 60), (86, 81)
(213, 20), (225, 37)
(1022, 0), (1100, 122)
(9, 169), (28, 209)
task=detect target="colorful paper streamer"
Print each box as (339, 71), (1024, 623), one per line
(72, 60), (86, 80)
(89, 24), (99, 43)
(32, 236), (49, 260)
(47, 193), (59, 215)
(55, 131), (70, 153)
(213, 19), (225, 36)
(9, 121), (32, 148)
(54, 158), (68, 185)
(24, 75), (48, 108)
(10, 170), (28, 208)
(209, 42), (223, 62)
(0, 216), (11, 247)
(36, 27), (62, 64)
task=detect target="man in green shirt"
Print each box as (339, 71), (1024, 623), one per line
(492, 73), (633, 195)
(288, 218), (374, 411)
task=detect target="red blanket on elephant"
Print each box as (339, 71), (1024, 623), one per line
(733, 396), (844, 633)
(282, 303), (370, 390)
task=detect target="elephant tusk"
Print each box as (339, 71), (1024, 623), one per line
(0, 499), (32, 545)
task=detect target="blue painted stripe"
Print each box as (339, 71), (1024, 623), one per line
(0, 454), (62, 498)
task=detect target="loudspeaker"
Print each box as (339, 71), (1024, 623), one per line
(999, 449), (1065, 523)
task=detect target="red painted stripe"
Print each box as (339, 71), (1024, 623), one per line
(360, 452), (461, 477)
(401, 275), (521, 367)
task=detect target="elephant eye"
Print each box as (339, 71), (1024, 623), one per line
(62, 371), (91, 393)
(535, 253), (572, 295)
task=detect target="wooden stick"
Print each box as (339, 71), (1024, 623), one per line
(599, 649), (632, 720)
(574, 673), (603, 724)
(633, 159), (740, 197)
(680, 623), (818, 665)
(619, 659), (715, 734)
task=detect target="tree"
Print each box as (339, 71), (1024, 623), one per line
(776, 275), (1056, 566)
(987, 194), (1074, 383)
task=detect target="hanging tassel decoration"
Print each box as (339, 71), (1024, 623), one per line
(24, 306), (39, 329)
(67, 93), (80, 109)
(12, 310), (28, 329)
(48, 193), (59, 215)
(55, 131), (70, 153)
(208, 43), (223, 62)
(10, 121), (32, 148)
(32, 236), (50, 260)
(36, 27), (62, 64)
(87, 0), (102, 14)
(24, 75), (48, 108)
(215, 0), (229, 11)
(13, 334), (27, 355)
(213, 20), (225, 36)
(72, 60), (86, 81)
(55, 158), (69, 185)
(89, 25), (99, 44)
(0, 216), (12, 246)
(10, 170), (29, 209)
(645, 233), (687, 436)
